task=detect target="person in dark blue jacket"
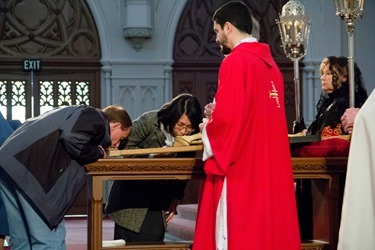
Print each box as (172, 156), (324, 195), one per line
(0, 111), (14, 145)
(0, 111), (16, 249)
(0, 105), (132, 250)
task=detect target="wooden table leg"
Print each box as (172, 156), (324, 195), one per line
(87, 175), (103, 250)
(311, 175), (341, 250)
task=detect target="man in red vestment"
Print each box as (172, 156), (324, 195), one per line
(193, 2), (301, 250)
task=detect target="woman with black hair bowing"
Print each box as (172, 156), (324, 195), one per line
(105, 93), (202, 243)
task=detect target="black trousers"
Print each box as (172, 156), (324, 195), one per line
(114, 210), (166, 243)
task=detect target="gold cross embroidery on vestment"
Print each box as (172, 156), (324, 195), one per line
(269, 81), (280, 108)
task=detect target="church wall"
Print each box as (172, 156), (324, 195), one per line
(87, 0), (374, 127)
(87, 0), (187, 121)
(85, 0), (374, 205)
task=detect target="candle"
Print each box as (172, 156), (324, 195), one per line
(345, 0), (355, 10)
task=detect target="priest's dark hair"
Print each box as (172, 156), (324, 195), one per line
(212, 1), (253, 35)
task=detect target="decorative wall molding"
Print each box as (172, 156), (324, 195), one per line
(0, 0), (100, 58)
(122, 0), (154, 51)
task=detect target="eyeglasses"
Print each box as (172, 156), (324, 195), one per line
(175, 121), (194, 133)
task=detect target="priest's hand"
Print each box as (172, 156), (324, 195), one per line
(204, 102), (215, 119)
(199, 118), (208, 132)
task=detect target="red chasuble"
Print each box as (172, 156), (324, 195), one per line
(193, 42), (301, 250)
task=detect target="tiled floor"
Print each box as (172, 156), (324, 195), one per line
(2, 216), (115, 250)
(3, 216), (185, 249)
(65, 216), (115, 250)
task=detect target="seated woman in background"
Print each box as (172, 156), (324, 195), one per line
(294, 56), (368, 137)
(292, 56), (368, 156)
(105, 93), (202, 243)
(0, 112), (16, 250)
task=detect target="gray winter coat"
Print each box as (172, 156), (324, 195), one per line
(0, 105), (110, 228)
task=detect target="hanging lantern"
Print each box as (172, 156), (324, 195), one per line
(276, 0), (310, 60)
(276, 0), (311, 123)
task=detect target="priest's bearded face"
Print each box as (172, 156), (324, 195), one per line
(213, 22), (230, 52)
(220, 44), (231, 56)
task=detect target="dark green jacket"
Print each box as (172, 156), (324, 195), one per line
(105, 110), (187, 233)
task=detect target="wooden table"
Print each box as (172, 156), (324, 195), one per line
(85, 158), (203, 250)
(85, 157), (347, 250)
(292, 157), (347, 250)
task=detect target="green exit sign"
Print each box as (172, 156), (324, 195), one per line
(23, 59), (42, 72)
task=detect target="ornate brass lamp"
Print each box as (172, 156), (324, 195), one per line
(276, 0), (310, 123)
(333, 0), (365, 107)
